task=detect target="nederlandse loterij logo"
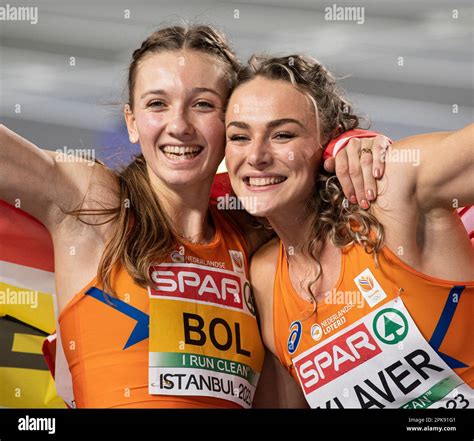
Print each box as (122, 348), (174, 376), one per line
(372, 308), (409, 345)
(310, 324), (323, 341)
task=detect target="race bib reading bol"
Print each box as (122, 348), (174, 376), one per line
(292, 298), (473, 409)
(148, 262), (262, 408)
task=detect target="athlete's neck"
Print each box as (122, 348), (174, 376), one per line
(148, 170), (215, 244)
(268, 204), (319, 264)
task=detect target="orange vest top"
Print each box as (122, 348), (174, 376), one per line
(274, 241), (474, 408)
(59, 206), (264, 408)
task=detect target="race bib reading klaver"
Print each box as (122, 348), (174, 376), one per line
(148, 262), (261, 408)
(292, 297), (473, 409)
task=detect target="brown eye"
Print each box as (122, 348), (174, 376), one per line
(229, 134), (249, 142)
(149, 101), (166, 108)
(194, 101), (215, 109)
(274, 132), (296, 140)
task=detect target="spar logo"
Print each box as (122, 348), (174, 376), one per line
(294, 323), (382, 395)
(372, 307), (408, 345)
(149, 263), (243, 309)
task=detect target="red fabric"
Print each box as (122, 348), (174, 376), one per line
(0, 200), (54, 271)
(210, 172), (233, 200)
(42, 334), (57, 378)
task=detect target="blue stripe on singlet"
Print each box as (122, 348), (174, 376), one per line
(85, 287), (150, 350)
(428, 286), (468, 369)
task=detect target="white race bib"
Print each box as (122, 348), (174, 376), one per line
(292, 297), (473, 409)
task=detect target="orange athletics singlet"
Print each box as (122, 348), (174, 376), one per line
(273, 241), (474, 409)
(59, 205), (264, 408)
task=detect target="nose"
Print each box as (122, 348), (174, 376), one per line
(166, 107), (195, 139)
(247, 137), (272, 168)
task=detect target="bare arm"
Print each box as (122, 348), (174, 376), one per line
(414, 124), (474, 210)
(0, 125), (110, 229)
(370, 126), (474, 280)
(377, 125), (474, 212)
(253, 350), (308, 408)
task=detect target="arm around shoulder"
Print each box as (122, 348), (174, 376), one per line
(375, 126), (474, 214)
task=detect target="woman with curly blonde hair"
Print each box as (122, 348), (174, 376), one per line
(226, 54), (474, 408)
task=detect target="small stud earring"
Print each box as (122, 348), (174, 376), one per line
(129, 136), (138, 143)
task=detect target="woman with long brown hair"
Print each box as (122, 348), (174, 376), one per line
(225, 54), (474, 408)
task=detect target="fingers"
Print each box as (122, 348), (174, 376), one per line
(332, 136), (390, 209)
(371, 135), (390, 179)
(360, 149), (377, 203)
(346, 139), (371, 209)
(323, 156), (336, 173)
(334, 149), (357, 205)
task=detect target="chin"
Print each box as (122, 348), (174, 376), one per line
(155, 170), (195, 186)
(245, 199), (275, 218)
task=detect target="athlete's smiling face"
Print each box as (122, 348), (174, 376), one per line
(225, 77), (323, 217)
(125, 50), (228, 187)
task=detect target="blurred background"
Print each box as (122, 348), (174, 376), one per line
(1, 0), (472, 169)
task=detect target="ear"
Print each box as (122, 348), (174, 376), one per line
(124, 104), (139, 143)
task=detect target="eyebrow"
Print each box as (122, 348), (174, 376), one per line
(226, 118), (304, 130)
(140, 87), (221, 100)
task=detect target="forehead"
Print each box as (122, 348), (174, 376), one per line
(227, 77), (314, 124)
(135, 50), (227, 92)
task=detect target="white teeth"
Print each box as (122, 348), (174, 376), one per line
(162, 145), (202, 154)
(248, 176), (286, 186)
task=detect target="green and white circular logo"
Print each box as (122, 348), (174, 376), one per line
(373, 307), (408, 345)
(244, 282), (256, 316)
